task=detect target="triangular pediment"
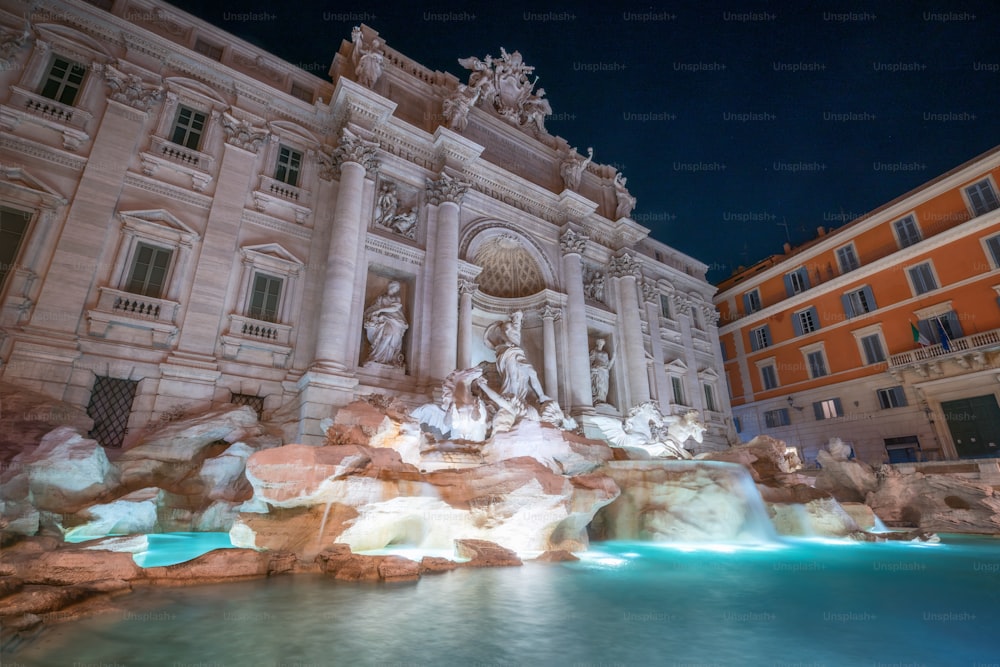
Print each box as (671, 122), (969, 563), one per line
(241, 243), (303, 265)
(119, 209), (198, 237)
(698, 367), (720, 381)
(0, 165), (65, 203)
(665, 358), (688, 373)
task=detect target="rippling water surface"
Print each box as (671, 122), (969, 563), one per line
(13, 536), (1000, 667)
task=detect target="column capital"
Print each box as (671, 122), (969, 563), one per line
(641, 280), (659, 303)
(559, 229), (588, 256)
(101, 63), (163, 112)
(608, 252), (641, 279)
(672, 294), (692, 315)
(319, 129), (380, 180)
(220, 111), (270, 153)
(540, 304), (561, 321)
(458, 279), (478, 295)
(426, 172), (470, 205)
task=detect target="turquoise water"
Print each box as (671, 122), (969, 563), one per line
(12, 536), (1000, 666)
(132, 532), (234, 567)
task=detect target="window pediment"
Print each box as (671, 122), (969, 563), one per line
(34, 23), (114, 61)
(119, 209), (199, 243)
(0, 165), (66, 206)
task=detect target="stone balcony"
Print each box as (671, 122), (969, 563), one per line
(0, 86), (92, 150)
(252, 175), (312, 223)
(140, 136), (215, 191)
(86, 287), (180, 348)
(220, 314), (293, 368)
(888, 327), (1000, 372)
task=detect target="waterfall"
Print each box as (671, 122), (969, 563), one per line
(593, 460), (779, 544)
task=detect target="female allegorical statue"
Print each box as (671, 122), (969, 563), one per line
(363, 280), (408, 367)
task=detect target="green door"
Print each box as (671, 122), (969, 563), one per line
(941, 395), (1000, 459)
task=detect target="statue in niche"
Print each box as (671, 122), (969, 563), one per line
(614, 172), (637, 219)
(589, 338), (614, 404)
(389, 209), (417, 238)
(484, 310), (550, 404)
(363, 280), (408, 367)
(561, 146), (593, 191)
(374, 182), (398, 228)
(351, 26), (384, 89)
(583, 270), (605, 302)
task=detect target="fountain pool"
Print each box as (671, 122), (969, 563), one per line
(12, 535), (1000, 666)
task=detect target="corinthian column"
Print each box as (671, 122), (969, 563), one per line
(313, 130), (379, 371)
(559, 229), (594, 413)
(642, 280), (671, 411)
(610, 253), (651, 406)
(426, 173), (470, 380)
(540, 305), (560, 401)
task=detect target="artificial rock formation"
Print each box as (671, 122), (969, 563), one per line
(231, 437), (620, 557)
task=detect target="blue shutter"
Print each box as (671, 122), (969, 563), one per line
(798, 267), (811, 290)
(743, 293), (752, 314)
(792, 312), (803, 336)
(762, 324), (771, 347)
(862, 286), (877, 311)
(749, 330), (759, 352)
(783, 274), (794, 297)
(833, 397), (843, 417)
(813, 401), (824, 420)
(841, 293), (855, 318)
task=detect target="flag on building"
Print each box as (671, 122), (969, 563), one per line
(935, 319), (951, 352)
(911, 321), (930, 346)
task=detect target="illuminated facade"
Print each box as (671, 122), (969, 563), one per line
(716, 146), (1000, 464)
(0, 0), (731, 449)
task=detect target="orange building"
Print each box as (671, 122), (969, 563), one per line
(715, 146), (1000, 465)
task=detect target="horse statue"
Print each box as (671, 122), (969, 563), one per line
(588, 402), (701, 460)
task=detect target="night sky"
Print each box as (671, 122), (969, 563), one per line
(166, 0), (1000, 282)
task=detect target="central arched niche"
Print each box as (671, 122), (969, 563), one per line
(464, 223), (554, 299)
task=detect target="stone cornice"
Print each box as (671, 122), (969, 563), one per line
(0, 132), (86, 171)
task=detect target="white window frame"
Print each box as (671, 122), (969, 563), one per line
(764, 407), (790, 428)
(755, 357), (779, 391)
(963, 176), (1000, 218)
(750, 324), (771, 350)
(980, 232), (1000, 270)
(835, 243), (860, 273)
(814, 398), (843, 420)
(670, 375), (687, 406)
(844, 285), (877, 316)
(800, 341), (829, 379)
(787, 268), (808, 295)
(110, 210), (199, 304)
(851, 323), (888, 366)
(892, 214), (922, 249)
(794, 307), (819, 334)
(906, 261), (939, 296)
(877, 386), (907, 409)
(744, 288), (762, 314)
(235, 245), (305, 326)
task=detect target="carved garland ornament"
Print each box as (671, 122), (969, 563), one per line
(103, 65), (164, 112)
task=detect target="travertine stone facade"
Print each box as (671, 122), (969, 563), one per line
(0, 0), (732, 448)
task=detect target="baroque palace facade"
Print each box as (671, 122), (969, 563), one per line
(715, 146), (1000, 465)
(0, 0), (732, 448)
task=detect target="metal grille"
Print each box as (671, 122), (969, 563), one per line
(87, 376), (138, 448)
(231, 392), (264, 419)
